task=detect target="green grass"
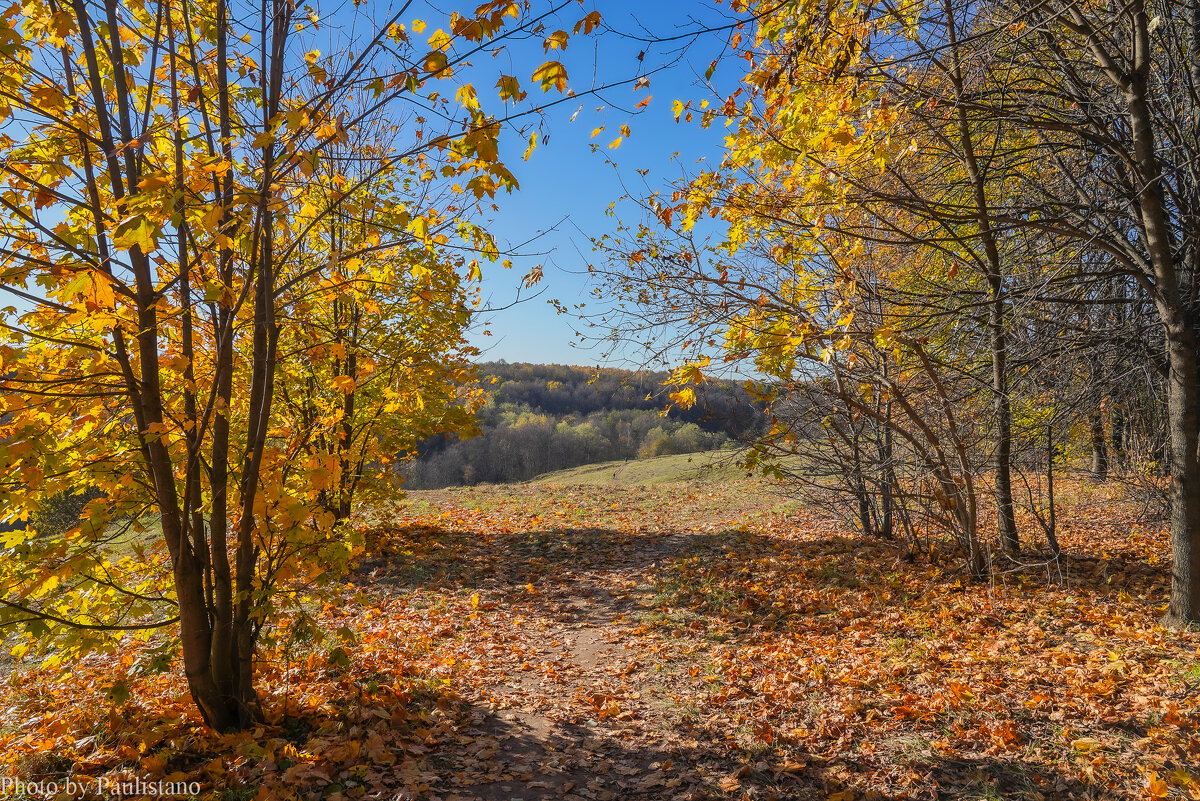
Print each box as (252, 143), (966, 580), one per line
(1174, 659), (1200, 683)
(524, 450), (746, 486)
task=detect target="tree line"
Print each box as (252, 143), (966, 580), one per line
(404, 362), (757, 487)
(593, 0), (1200, 625)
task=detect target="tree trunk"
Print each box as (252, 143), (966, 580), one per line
(855, 471), (872, 536)
(1119, 50), (1200, 624)
(176, 548), (234, 731)
(1089, 409), (1109, 481)
(1111, 404), (1127, 469)
(990, 281), (1019, 556)
(1165, 0), (1200, 625)
(1045, 423), (1060, 559)
(878, 417), (894, 540)
(942, 0), (1018, 555)
(208, 0), (238, 719)
(1161, 323), (1200, 626)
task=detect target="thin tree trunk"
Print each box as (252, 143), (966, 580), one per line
(879, 415), (894, 540)
(1045, 423), (1060, 559)
(1090, 409), (1109, 480)
(942, 0), (1018, 555)
(1111, 404), (1127, 469)
(209, 0), (237, 716)
(990, 282), (1019, 556)
(71, 0), (232, 728)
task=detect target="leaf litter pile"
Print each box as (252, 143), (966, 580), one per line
(1, 477), (1198, 800)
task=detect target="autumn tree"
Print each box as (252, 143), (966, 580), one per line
(592, 217), (995, 576)
(598, 0), (1200, 623)
(0, 0), (603, 729)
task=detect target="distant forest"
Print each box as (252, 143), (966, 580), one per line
(403, 362), (761, 488)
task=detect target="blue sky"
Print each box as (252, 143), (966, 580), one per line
(439, 1), (741, 367)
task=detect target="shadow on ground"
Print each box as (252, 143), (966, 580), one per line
(338, 520), (1166, 801)
(356, 521), (1160, 635)
(236, 672), (1093, 801)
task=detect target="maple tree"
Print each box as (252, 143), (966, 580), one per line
(0, 0), (601, 729)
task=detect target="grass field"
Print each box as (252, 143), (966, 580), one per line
(525, 449), (749, 486)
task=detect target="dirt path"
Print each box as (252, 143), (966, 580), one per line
(360, 494), (776, 801)
(434, 530), (729, 801)
(352, 482), (822, 801)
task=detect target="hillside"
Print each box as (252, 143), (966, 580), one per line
(525, 450), (746, 486)
(404, 362), (762, 489)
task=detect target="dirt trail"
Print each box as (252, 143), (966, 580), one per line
(358, 482), (808, 801)
(448, 531), (713, 801)
(367, 515), (760, 801)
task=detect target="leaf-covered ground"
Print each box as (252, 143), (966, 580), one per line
(2, 477), (1198, 800)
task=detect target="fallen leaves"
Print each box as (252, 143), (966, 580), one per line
(0, 477), (1197, 799)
